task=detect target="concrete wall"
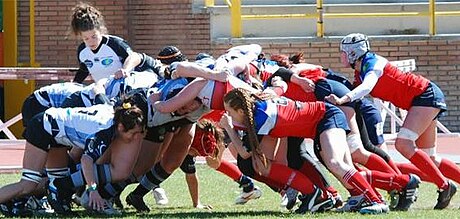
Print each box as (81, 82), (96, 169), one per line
(14, 0), (460, 131)
(207, 2), (460, 38)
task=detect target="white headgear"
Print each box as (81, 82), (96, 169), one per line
(340, 33), (370, 66)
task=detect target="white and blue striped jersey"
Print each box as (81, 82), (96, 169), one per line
(104, 71), (159, 99)
(33, 82), (84, 108)
(43, 104), (114, 149)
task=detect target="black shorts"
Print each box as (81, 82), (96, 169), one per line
(23, 112), (56, 152)
(144, 118), (193, 143)
(21, 94), (49, 128)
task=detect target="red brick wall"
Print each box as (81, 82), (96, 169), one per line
(16, 0), (460, 131)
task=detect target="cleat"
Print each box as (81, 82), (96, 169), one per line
(152, 187), (169, 205)
(333, 193), (344, 208)
(126, 193), (150, 212)
(359, 202), (388, 214)
(295, 187), (334, 214)
(388, 190), (400, 209)
(434, 180), (457, 210)
(393, 174), (421, 211)
(235, 186), (262, 205)
(112, 194), (124, 209)
(283, 187), (299, 210)
(337, 194), (366, 212)
(46, 179), (73, 215)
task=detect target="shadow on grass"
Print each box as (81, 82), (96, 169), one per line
(122, 209), (288, 218)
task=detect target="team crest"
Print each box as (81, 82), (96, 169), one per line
(101, 57), (114, 67)
(84, 59), (93, 68)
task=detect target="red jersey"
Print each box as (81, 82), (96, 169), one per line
(253, 97), (326, 138)
(354, 53), (429, 110)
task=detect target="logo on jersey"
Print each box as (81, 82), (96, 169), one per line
(84, 59), (94, 68)
(101, 57), (114, 67)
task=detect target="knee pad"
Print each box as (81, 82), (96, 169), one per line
(21, 169), (44, 184)
(346, 134), (363, 153)
(397, 128), (419, 141)
(93, 164), (112, 185)
(180, 155), (196, 174)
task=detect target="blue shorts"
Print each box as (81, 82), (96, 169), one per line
(316, 102), (350, 137)
(357, 99), (385, 145)
(411, 82), (447, 119)
(315, 79), (355, 108)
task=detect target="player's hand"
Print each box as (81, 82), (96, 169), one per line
(325, 94), (346, 105)
(195, 203), (213, 210)
(114, 69), (128, 79)
(219, 113), (233, 130)
(294, 76), (315, 93)
(88, 191), (107, 212)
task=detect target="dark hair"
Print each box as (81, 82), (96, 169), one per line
(289, 52), (305, 64)
(114, 97), (146, 132)
(157, 46), (187, 65)
(71, 2), (107, 35)
(121, 88), (149, 121)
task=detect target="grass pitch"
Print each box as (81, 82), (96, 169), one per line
(0, 164), (459, 218)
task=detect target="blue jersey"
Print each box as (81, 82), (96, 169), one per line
(104, 71), (159, 99)
(33, 82), (84, 107)
(84, 126), (115, 161)
(43, 104), (114, 149)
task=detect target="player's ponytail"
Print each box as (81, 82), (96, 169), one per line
(224, 88), (267, 167)
(114, 97), (146, 133)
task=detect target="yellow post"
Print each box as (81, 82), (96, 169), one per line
(230, 0), (242, 38)
(316, 0), (324, 38)
(205, 0), (215, 7)
(3, 0), (35, 137)
(429, 0), (436, 36)
(3, 1), (17, 67)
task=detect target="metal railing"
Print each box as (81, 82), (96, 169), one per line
(205, 0), (460, 37)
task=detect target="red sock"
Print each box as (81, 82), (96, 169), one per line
(347, 188), (361, 196)
(216, 160), (242, 181)
(268, 163), (315, 195)
(364, 170), (410, 192)
(397, 162), (433, 183)
(409, 150), (448, 189)
(364, 154), (396, 174)
(439, 158), (460, 184)
(344, 169), (382, 203)
(387, 159), (402, 175)
(253, 174), (285, 191)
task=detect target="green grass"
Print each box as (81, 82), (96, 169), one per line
(1, 165), (460, 218)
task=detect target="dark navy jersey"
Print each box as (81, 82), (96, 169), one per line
(84, 126), (115, 161)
